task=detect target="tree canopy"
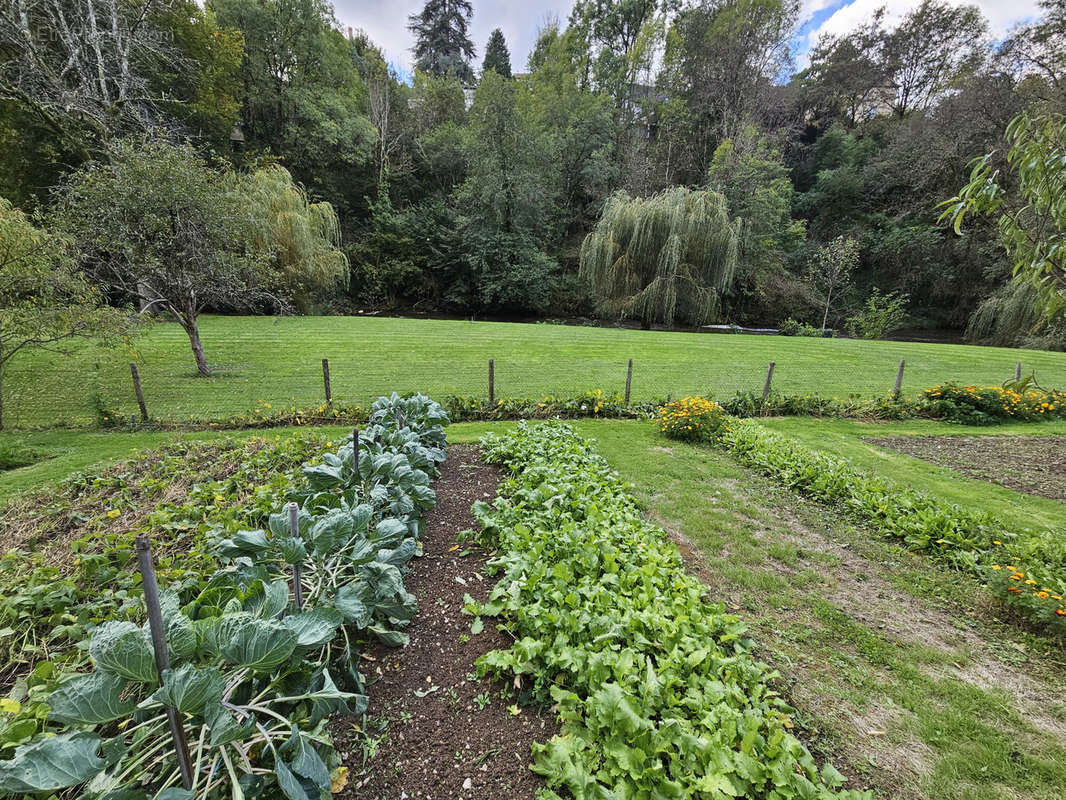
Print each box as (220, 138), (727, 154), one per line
(409, 0), (477, 84)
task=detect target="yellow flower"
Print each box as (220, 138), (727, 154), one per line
(105, 509), (121, 519)
(991, 565), (1002, 570)
(1037, 591), (1050, 599)
(993, 540), (1002, 546)
(1025, 579), (1037, 585)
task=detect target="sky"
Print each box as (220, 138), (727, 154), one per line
(331, 0), (1046, 78)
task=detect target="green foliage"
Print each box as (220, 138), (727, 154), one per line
(703, 417), (1066, 634)
(921, 382), (1066, 424)
(408, 0), (477, 83)
(844, 288), (910, 339)
(778, 318), (823, 337)
(210, 0), (377, 207)
(707, 128), (807, 320)
(482, 28), (513, 79)
(234, 165), (348, 312)
(942, 111), (1066, 318)
(0, 197), (133, 429)
(810, 235), (861, 332)
(474, 422), (870, 799)
(580, 187), (739, 327)
(658, 396), (728, 441)
(0, 394), (451, 797)
(444, 390), (660, 421)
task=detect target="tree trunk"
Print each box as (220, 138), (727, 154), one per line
(821, 287), (833, 333)
(180, 313), (211, 376)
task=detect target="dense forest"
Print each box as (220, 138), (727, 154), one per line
(2, 0), (1065, 347)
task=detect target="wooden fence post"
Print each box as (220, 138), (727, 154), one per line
(322, 358), (332, 406)
(130, 363), (149, 422)
(893, 359), (906, 400)
(135, 535), (194, 790)
(1016, 362), (1023, 382)
(762, 362), (776, 402)
(488, 359), (495, 406)
(289, 502), (303, 609)
(625, 358), (633, 405)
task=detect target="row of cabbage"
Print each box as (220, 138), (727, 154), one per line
(0, 394), (449, 800)
(472, 422), (869, 800)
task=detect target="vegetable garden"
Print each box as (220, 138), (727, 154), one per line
(1, 384), (1065, 799)
(0, 394), (448, 798)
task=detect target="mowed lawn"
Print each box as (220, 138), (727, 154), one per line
(8, 314), (1066, 428)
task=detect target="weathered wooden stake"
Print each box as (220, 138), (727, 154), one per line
(288, 503), (303, 609)
(130, 363), (148, 422)
(322, 358), (332, 406)
(352, 427), (360, 476)
(625, 358), (633, 405)
(488, 359), (495, 406)
(762, 361), (776, 403)
(135, 535), (194, 790)
(893, 359), (906, 400)
(1016, 361), (1023, 382)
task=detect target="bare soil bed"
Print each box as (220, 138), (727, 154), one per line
(333, 444), (555, 800)
(867, 435), (1066, 501)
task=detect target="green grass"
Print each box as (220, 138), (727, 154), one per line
(569, 419), (1066, 800)
(8, 314), (1066, 429)
(759, 417), (1066, 534)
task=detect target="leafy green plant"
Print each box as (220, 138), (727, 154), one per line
(844, 288), (910, 340)
(474, 422), (869, 799)
(778, 317), (823, 337)
(921, 382), (1066, 424)
(0, 393), (452, 797)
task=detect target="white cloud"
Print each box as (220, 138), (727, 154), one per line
(805, 0), (1041, 48)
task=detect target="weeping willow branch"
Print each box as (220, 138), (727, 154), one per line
(235, 165), (349, 312)
(579, 187), (738, 328)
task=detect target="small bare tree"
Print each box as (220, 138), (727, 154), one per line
(810, 235), (861, 333)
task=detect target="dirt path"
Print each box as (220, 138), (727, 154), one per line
(333, 444), (555, 800)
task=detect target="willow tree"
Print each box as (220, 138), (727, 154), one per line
(580, 187), (738, 328)
(236, 165), (348, 313)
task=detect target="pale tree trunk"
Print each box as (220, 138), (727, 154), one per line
(178, 311), (211, 376)
(822, 286), (833, 333)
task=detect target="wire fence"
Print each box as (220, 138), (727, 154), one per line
(6, 337), (1058, 430)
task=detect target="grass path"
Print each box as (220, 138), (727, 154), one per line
(9, 314), (1066, 428)
(570, 419), (1066, 800)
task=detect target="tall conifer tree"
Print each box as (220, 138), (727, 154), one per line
(482, 28), (513, 78)
(408, 0), (477, 83)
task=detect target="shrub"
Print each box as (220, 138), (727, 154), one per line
(779, 317), (823, 337)
(658, 396), (728, 441)
(921, 382), (1066, 425)
(844, 288), (909, 339)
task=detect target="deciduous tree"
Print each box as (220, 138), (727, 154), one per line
(580, 187), (738, 328)
(0, 198), (132, 429)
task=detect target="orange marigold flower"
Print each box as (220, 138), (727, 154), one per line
(1025, 579), (1037, 585)
(1010, 574), (1023, 580)
(1056, 609), (1066, 617)
(1007, 586), (1023, 593)
(1037, 591), (1050, 599)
